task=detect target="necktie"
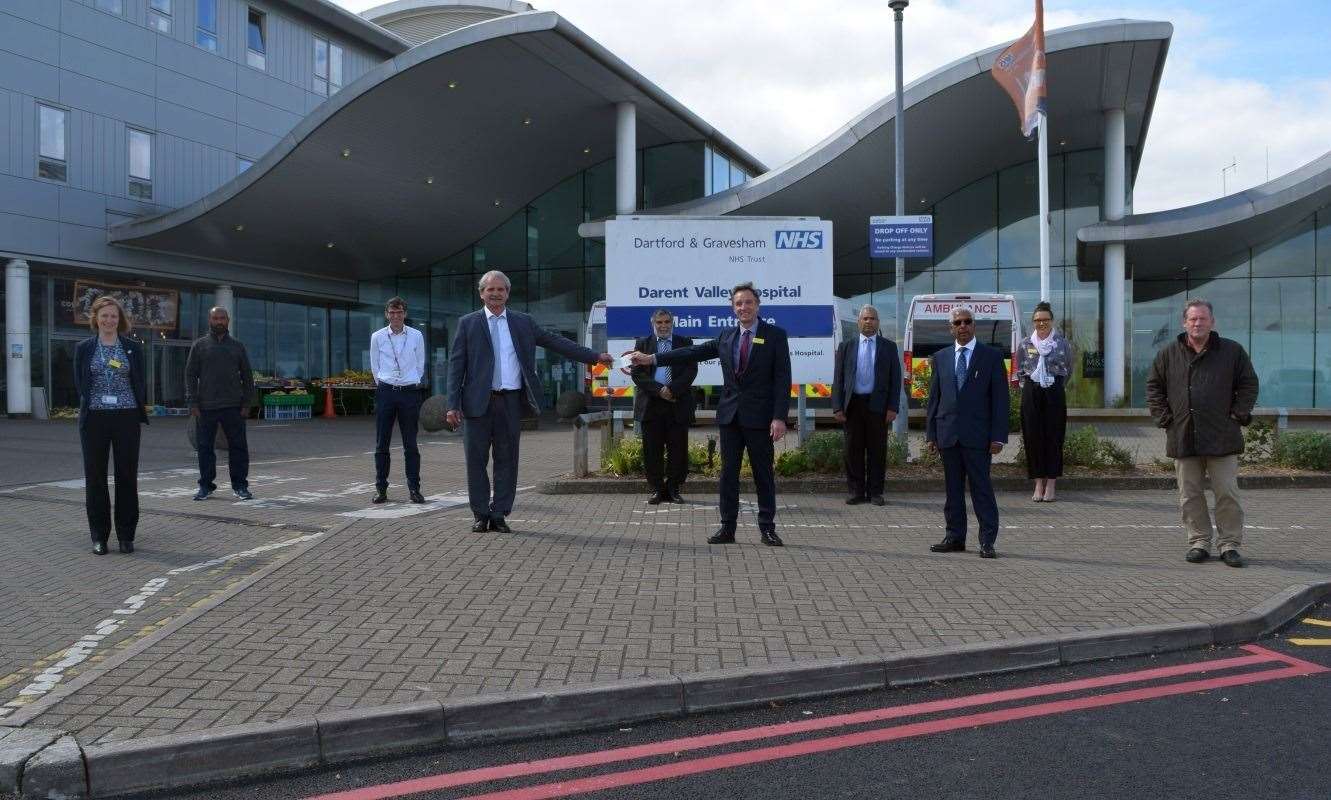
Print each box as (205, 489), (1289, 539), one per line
(655, 339), (672, 384)
(955, 347), (968, 391)
(489, 314), (503, 390)
(858, 338), (873, 388)
(738, 329), (752, 374)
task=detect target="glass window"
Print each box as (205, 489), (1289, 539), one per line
(38, 105), (67, 182)
(529, 173), (583, 267)
(95, 0), (123, 14)
(148, 0), (171, 33)
(473, 213), (527, 270)
(313, 38), (329, 96)
(1252, 277), (1315, 407)
(330, 44), (343, 91)
(128, 129), (153, 200)
(708, 148), (730, 195)
(998, 156), (1064, 268)
(196, 0), (218, 51)
(237, 157), (253, 173)
(1189, 278), (1249, 350)
(246, 9), (266, 70)
(1252, 215), (1316, 277)
(730, 162), (747, 188)
(1063, 149), (1103, 269)
(1185, 249), (1248, 281)
(643, 142), (705, 209)
(934, 268), (997, 295)
(935, 174), (997, 270)
(1131, 280), (1186, 406)
(329, 308), (348, 376)
(275, 302), (307, 378)
(1318, 209), (1330, 275)
(583, 159), (615, 223)
(235, 297), (271, 374)
(1316, 276), (1330, 407)
(349, 308), (374, 371)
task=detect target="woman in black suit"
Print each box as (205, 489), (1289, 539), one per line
(1017, 302), (1073, 502)
(75, 296), (148, 554)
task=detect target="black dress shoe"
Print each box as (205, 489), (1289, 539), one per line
(647, 491), (665, 505)
(490, 517), (512, 533)
(1185, 547), (1209, 563)
(118, 540), (134, 554)
(870, 495), (886, 506)
(372, 490), (388, 504)
(707, 528), (736, 544)
(1221, 549), (1244, 568)
(978, 545), (997, 559)
(92, 541), (108, 555)
(668, 489), (684, 503)
(929, 539), (966, 553)
(471, 518), (490, 533)
(760, 530), (784, 547)
(409, 490), (426, 504)
(846, 495), (867, 505)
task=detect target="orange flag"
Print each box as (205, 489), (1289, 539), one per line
(990, 0), (1047, 138)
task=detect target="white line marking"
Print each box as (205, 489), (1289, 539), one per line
(0, 532), (325, 717)
(338, 493), (469, 519)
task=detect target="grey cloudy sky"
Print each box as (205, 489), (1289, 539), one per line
(332, 0), (1331, 214)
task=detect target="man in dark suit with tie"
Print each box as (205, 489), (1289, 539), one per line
(925, 305), (1010, 558)
(631, 309), (698, 505)
(446, 270), (613, 533)
(629, 282), (792, 546)
(831, 305), (902, 506)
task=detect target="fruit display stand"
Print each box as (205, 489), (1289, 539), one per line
(262, 391), (315, 420)
(312, 371), (376, 415)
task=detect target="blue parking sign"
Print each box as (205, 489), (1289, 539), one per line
(869, 215), (933, 259)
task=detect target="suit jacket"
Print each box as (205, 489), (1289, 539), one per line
(657, 320), (791, 429)
(831, 334), (902, 416)
(631, 333), (697, 422)
(74, 335), (149, 426)
(925, 341), (1010, 449)
(447, 307), (602, 418)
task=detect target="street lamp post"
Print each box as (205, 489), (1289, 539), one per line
(889, 0), (909, 438)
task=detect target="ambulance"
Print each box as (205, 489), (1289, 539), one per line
(902, 294), (1022, 405)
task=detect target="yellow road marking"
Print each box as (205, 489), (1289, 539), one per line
(1300, 618), (1331, 628)
(1288, 638), (1331, 646)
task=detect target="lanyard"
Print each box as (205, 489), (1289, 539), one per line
(387, 328), (409, 376)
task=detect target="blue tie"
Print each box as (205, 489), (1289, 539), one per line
(489, 315), (503, 390)
(654, 339), (672, 384)
(955, 347), (968, 391)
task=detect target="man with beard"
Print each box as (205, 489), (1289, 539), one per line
(186, 306), (255, 501)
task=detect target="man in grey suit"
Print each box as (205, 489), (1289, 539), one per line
(446, 270), (613, 533)
(831, 305), (902, 506)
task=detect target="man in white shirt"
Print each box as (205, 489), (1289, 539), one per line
(370, 296), (427, 504)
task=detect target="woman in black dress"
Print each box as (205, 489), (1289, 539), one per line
(1017, 302), (1073, 502)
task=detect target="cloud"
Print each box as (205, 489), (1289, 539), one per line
(336, 0), (1331, 213)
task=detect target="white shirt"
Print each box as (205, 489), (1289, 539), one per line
(953, 338), (977, 374)
(854, 335), (876, 394)
(369, 325), (425, 386)
(486, 307), (523, 391)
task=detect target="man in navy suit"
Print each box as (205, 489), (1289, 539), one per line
(925, 306), (1010, 558)
(630, 309), (697, 504)
(629, 283), (792, 546)
(446, 270), (613, 533)
(831, 305), (902, 506)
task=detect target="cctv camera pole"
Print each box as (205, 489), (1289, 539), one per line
(890, 0), (909, 438)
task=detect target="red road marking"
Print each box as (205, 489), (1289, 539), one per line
(307, 650), (1297, 800)
(1242, 643), (1330, 672)
(454, 664), (1325, 800)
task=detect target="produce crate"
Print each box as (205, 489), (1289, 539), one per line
(262, 394), (315, 406)
(264, 405), (313, 420)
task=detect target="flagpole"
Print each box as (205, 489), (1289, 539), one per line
(1037, 109), (1051, 302)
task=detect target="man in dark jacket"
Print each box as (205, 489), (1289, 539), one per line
(831, 305), (902, 506)
(1146, 299), (1259, 567)
(631, 309), (697, 504)
(185, 307), (256, 501)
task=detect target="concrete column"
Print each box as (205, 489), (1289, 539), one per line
(213, 285), (234, 330)
(5, 259), (32, 416)
(1102, 108), (1127, 406)
(615, 101), (636, 215)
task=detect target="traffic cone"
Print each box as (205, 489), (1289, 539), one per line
(322, 385), (336, 418)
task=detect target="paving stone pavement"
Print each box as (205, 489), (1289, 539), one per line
(15, 483), (1331, 744)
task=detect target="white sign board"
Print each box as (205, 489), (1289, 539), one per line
(605, 218), (834, 386)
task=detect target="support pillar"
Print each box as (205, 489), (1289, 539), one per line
(213, 285), (234, 330)
(1102, 108), (1126, 406)
(615, 101), (636, 216)
(5, 259), (32, 416)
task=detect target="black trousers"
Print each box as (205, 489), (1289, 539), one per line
(718, 422), (776, 532)
(1020, 376), (1066, 479)
(463, 390), (522, 520)
(374, 384), (423, 491)
(843, 394), (887, 498)
(197, 406), (249, 492)
(941, 445), (999, 548)
(641, 398), (689, 492)
(80, 409), (142, 543)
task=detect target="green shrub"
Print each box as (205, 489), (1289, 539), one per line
(601, 434), (644, 476)
(1060, 425), (1134, 469)
(775, 448), (813, 476)
(688, 441), (717, 476)
(801, 431), (845, 473)
(1240, 420), (1276, 465)
(886, 432), (909, 468)
(1275, 430), (1331, 471)
(1008, 383), (1022, 433)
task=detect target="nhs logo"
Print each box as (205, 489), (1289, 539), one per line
(774, 230), (824, 249)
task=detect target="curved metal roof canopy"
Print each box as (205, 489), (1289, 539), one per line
(1078, 150), (1331, 277)
(583, 20), (1172, 272)
(108, 11), (766, 281)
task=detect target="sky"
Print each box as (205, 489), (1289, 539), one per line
(331, 0), (1331, 214)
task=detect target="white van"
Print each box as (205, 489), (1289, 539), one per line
(903, 294), (1021, 403)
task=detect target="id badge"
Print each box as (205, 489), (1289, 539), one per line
(392, 368), (402, 380)
(107, 358), (124, 370)
(102, 395), (119, 406)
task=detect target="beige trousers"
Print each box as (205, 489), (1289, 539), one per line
(1174, 455), (1243, 552)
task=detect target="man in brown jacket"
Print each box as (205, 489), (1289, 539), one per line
(1146, 299), (1259, 567)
